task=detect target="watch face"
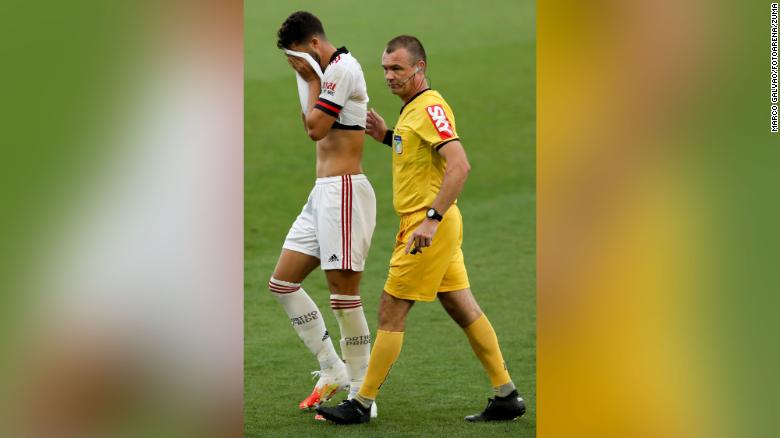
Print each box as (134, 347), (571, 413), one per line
(427, 209), (434, 218)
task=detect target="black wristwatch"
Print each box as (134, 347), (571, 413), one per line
(426, 207), (443, 222)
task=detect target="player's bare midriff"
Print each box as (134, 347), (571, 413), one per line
(316, 128), (364, 178)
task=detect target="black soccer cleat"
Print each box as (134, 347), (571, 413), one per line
(316, 398), (371, 424)
(465, 389), (526, 422)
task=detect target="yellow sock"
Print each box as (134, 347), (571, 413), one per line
(463, 314), (512, 387)
(357, 330), (404, 401)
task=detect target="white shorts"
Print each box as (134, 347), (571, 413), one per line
(283, 174), (376, 271)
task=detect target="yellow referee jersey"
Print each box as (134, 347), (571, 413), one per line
(391, 89), (460, 215)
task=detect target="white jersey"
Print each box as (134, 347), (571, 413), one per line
(314, 47), (368, 130)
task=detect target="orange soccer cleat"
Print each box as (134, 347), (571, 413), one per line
(298, 369), (349, 410)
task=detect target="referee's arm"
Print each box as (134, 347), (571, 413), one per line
(429, 140), (471, 216)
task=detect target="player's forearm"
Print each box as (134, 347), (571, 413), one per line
(430, 160), (470, 215)
(304, 80), (332, 140)
(303, 80), (320, 122)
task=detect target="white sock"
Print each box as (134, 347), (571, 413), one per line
(330, 293), (371, 398)
(269, 278), (342, 373)
(495, 381), (517, 398)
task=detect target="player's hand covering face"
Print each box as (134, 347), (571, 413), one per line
(287, 56), (319, 82)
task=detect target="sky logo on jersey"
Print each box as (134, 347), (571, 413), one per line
(425, 105), (454, 140)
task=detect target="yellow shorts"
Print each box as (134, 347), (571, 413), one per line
(384, 205), (470, 302)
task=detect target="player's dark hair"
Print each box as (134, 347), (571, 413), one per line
(385, 35), (427, 65)
(277, 11), (327, 49)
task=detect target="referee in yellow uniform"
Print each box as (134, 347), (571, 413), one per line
(317, 35), (526, 424)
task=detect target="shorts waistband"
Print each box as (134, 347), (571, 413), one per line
(315, 174), (367, 185)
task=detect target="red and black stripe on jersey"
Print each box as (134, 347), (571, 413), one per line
(315, 97), (342, 118)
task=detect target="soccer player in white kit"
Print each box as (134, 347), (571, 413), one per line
(269, 11), (377, 419)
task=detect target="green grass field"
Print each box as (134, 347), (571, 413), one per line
(245, 1), (535, 436)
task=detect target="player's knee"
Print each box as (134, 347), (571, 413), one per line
(324, 269), (361, 293)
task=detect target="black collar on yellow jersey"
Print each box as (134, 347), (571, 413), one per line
(400, 88), (431, 114)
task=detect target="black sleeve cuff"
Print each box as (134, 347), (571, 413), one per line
(314, 104), (339, 118)
(382, 129), (393, 147)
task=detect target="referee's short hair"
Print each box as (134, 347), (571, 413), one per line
(385, 35), (427, 65)
(277, 11), (326, 49)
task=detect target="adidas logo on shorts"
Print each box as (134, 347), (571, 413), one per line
(328, 254), (339, 263)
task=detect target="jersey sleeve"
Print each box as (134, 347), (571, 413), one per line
(314, 63), (354, 118)
(414, 100), (460, 149)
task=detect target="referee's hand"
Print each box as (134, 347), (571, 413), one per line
(366, 109), (388, 143)
(405, 219), (439, 255)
